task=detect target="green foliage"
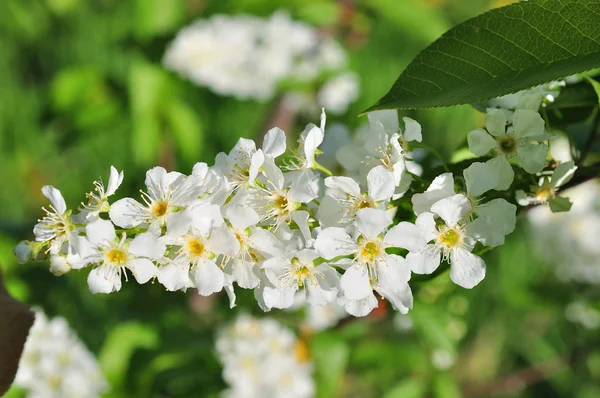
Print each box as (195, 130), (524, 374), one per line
(368, 0), (600, 111)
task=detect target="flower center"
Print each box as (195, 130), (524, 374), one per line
(437, 227), (463, 249)
(281, 258), (317, 288)
(106, 248), (129, 266)
(535, 186), (554, 203)
(497, 134), (517, 155)
(152, 201), (169, 217)
(359, 240), (382, 263)
(186, 238), (205, 258)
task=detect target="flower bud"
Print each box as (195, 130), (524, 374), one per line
(14, 241), (33, 264)
(49, 255), (71, 276)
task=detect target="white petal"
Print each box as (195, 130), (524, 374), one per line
(105, 166), (124, 196)
(189, 204), (224, 233)
(129, 233), (166, 259)
(224, 206), (259, 232)
(144, 166), (169, 198)
(487, 156), (514, 191)
(42, 185), (67, 215)
(191, 162), (209, 178)
(109, 198), (147, 228)
(249, 229), (285, 258)
(431, 194), (471, 227)
(263, 286), (296, 309)
(194, 260), (225, 296)
(368, 110), (398, 134)
(165, 210), (191, 238)
(304, 126), (324, 168)
(231, 260), (260, 289)
(344, 293), (378, 317)
(263, 127), (286, 158)
(208, 225), (240, 257)
(354, 208), (392, 238)
(467, 128), (497, 156)
(449, 248), (486, 289)
(248, 149), (264, 186)
(291, 210), (312, 246)
(367, 165), (395, 201)
(415, 212), (437, 241)
(384, 222), (426, 252)
(88, 264), (121, 294)
(411, 173), (455, 215)
(224, 285), (237, 308)
(513, 109), (545, 138)
(402, 117), (422, 142)
(551, 161), (577, 188)
(317, 196), (346, 228)
(485, 108), (507, 137)
(324, 176), (361, 198)
(85, 219), (117, 246)
(341, 265), (372, 300)
(464, 162), (497, 197)
(289, 169), (319, 203)
(474, 198), (516, 238)
(306, 284), (337, 306)
(129, 258), (158, 284)
(406, 245), (440, 274)
(517, 143), (548, 174)
(157, 263), (191, 291)
(314, 228), (356, 259)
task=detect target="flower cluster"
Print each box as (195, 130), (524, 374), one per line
(163, 11), (358, 113)
(14, 310), (107, 397)
(216, 315), (313, 398)
(16, 95), (575, 317)
(529, 180), (600, 283)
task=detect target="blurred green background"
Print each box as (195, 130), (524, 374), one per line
(3, 0), (599, 397)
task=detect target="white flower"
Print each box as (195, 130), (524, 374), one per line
(159, 204), (239, 295)
(317, 72), (360, 115)
(77, 219), (164, 294)
(15, 310), (107, 397)
(262, 248), (340, 309)
(216, 315), (314, 398)
(163, 11), (348, 102)
(315, 208), (425, 316)
(467, 108), (549, 190)
(222, 205), (285, 290)
(516, 160), (577, 212)
(109, 166), (204, 229)
(33, 186), (78, 254)
(337, 110), (421, 195)
(79, 165), (124, 220)
(318, 166), (394, 227)
(407, 194), (486, 289)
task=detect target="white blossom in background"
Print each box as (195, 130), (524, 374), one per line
(528, 180), (600, 284)
(163, 11), (358, 113)
(216, 315), (314, 398)
(15, 310), (107, 398)
(317, 72), (360, 115)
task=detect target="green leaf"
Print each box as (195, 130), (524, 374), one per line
(134, 0), (185, 39)
(98, 322), (159, 390)
(367, 0), (600, 111)
(586, 77), (600, 107)
(311, 333), (350, 398)
(549, 195), (573, 212)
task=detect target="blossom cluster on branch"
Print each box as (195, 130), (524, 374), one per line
(15, 91), (578, 317)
